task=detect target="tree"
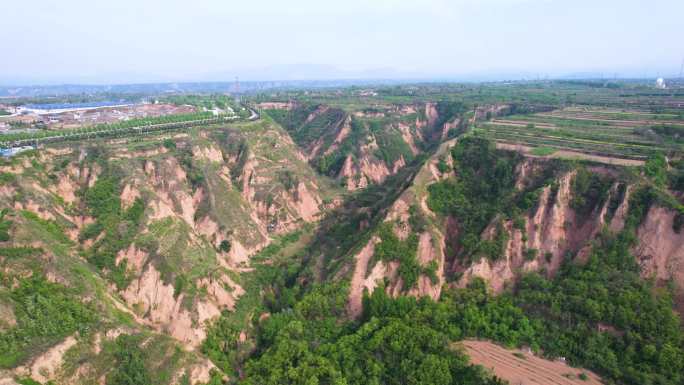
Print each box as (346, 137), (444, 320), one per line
(108, 335), (151, 385)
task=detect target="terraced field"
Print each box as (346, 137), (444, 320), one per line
(474, 106), (684, 163)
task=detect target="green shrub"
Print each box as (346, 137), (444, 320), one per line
(374, 223), (421, 289)
(372, 223), (440, 289)
(85, 176), (120, 218)
(82, 171), (142, 289)
(219, 240), (231, 253)
(408, 204), (428, 233)
(434, 101), (467, 129)
(16, 378), (42, 385)
(370, 121), (414, 165)
(524, 248), (538, 261)
(436, 157), (450, 173)
(79, 222), (103, 241)
(515, 231), (684, 385)
(0, 246), (42, 259)
(0, 172), (16, 185)
(162, 138), (176, 150)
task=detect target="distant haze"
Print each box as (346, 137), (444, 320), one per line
(3, 0), (683, 85)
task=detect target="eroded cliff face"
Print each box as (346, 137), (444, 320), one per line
(0, 120), (335, 384)
(120, 264), (242, 347)
(335, 102), (445, 190)
(449, 164), (682, 296)
(346, 145), (684, 316)
(635, 206), (684, 312)
(267, 102), (451, 191)
(101, 133), (327, 342)
(346, 140), (455, 317)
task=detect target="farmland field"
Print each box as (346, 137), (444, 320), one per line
(474, 105), (684, 163)
(461, 340), (604, 385)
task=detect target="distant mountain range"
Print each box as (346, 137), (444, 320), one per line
(0, 65), (680, 98)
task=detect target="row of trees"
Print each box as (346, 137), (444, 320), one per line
(0, 112), (219, 147)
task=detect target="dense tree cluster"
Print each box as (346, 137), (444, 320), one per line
(239, 283), (508, 385)
(427, 137), (520, 261)
(514, 230), (684, 385)
(237, 225), (684, 385)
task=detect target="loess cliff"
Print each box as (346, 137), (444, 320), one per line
(0, 119), (337, 384)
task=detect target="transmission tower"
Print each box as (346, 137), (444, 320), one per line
(234, 76), (241, 103)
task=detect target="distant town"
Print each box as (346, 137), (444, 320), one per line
(0, 100), (233, 132)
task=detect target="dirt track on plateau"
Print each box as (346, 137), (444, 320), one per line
(495, 142), (644, 166)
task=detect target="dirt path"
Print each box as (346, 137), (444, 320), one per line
(495, 142), (644, 166)
(490, 119), (557, 129)
(537, 113), (684, 127)
(461, 340), (604, 385)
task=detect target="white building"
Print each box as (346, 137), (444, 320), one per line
(0, 145), (35, 157)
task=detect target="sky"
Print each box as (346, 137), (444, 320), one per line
(2, 0), (683, 84)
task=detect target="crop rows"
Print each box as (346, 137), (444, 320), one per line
(475, 106), (684, 160)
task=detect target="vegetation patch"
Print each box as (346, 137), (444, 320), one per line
(434, 101), (468, 129)
(514, 229), (684, 385)
(0, 172), (17, 185)
(0, 273), (96, 368)
(239, 281), (511, 385)
(82, 165), (144, 289)
(530, 146), (556, 156)
(107, 334), (159, 385)
(570, 167), (612, 220)
(369, 120), (414, 165)
(0, 209), (11, 241)
(427, 137), (519, 262)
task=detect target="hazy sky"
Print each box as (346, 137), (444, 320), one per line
(3, 0), (683, 84)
